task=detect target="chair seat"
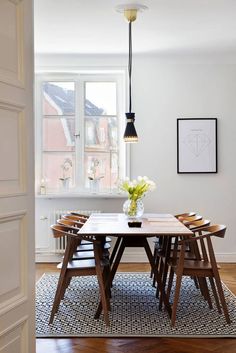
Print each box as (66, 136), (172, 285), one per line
(57, 257), (110, 270)
(157, 248), (195, 260)
(169, 258), (220, 271)
(77, 242), (111, 252)
(50, 223), (111, 326)
(57, 258), (96, 269)
(72, 250), (95, 259)
(81, 239), (93, 245)
(77, 243), (94, 251)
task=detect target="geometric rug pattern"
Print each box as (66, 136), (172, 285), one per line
(36, 273), (236, 337)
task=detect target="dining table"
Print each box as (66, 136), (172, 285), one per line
(79, 212), (193, 318)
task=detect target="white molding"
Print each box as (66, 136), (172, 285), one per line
(0, 211), (27, 314)
(16, 1), (24, 86)
(36, 192), (126, 199)
(0, 102), (26, 196)
(36, 252), (62, 263)
(0, 100), (25, 111)
(0, 210), (26, 222)
(0, 315), (28, 337)
(120, 250), (236, 263)
(8, 0), (23, 4)
(216, 253), (236, 263)
(0, 1), (24, 88)
(0, 294), (27, 316)
(36, 250), (236, 263)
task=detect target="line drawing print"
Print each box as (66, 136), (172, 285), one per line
(183, 133), (211, 157)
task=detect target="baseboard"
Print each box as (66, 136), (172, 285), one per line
(215, 253), (236, 262)
(36, 252), (63, 263)
(35, 250), (236, 263)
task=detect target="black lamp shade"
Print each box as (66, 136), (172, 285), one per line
(123, 112), (138, 142)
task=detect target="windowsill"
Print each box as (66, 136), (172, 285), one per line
(35, 191), (127, 199)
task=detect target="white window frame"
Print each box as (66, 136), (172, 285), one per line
(35, 69), (129, 196)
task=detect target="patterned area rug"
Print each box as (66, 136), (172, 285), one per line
(36, 273), (236, 337)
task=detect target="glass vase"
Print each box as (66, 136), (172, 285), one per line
(123, 199), (144, 219)
(89, 179), (100, 193)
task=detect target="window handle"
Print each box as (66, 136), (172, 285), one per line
(74, 132), (80, 138)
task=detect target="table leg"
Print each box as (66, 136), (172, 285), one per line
(143, 238), (172, 317)
(95, 237), (126, 319)
(109, 237), (122, 268)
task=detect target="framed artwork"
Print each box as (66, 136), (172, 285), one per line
(177, 118), (217, 173)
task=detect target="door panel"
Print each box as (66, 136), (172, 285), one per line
(0, 0), (35, 352)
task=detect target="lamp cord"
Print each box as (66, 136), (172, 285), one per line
(128, 21), (132, 113)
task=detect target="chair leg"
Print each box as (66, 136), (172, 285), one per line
(166, 267), (174, 300)
(192, 276), (199, 289)
(95, 265), (110, 326)
(213, 272), (231, 324)
(150, 245), (157, 279)
(95, 240), (126, 321)
(153, 254), (161, 292)
(158, 237), (172, 308)
(155, 256), (164, 298)
(103, 264), (112, 303)
(49, 275), (68, 323)
(49, 237), (75, 324)
(198, 277), (213, 309)
(209, 277), (222, 313)
(109, 237), (121, 268)
(171, 274), (182, 326)
(61, 277), (71, 300)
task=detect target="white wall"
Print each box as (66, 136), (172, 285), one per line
(35, 52), (236, 262)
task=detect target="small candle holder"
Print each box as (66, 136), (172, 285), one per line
(128, 220), (142, 228)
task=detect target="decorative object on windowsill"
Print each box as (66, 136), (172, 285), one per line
(59, 158), (72, 190)
(88, 158), (104, 193)
(116, 4), (148, 143)
(40, 178), (46, 195)
(119, 176), (156, 219)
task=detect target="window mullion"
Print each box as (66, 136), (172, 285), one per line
(76, 77), (85, 189)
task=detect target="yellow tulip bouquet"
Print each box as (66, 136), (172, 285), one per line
(119, 176), (156, 217)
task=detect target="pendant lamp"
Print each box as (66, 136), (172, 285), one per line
(116, 4), (148, 143)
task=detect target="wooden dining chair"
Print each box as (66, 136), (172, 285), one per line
(167, 224), (231, 326)
(49, 224), (111, 326)
(70, 212), (89, 219)
(151, 212), (198, 275)
(165, 219), (211, 299)
(155, 218), (210, 307)
(58, 217), (112, 245)
(56, 218), (111, 261)
(152, 213), (203, 287)
(62, 214), (87, 224)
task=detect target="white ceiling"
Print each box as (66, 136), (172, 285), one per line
(34, 0), (236, 54)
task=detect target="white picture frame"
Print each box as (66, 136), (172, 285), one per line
(177, 118), (217, 173)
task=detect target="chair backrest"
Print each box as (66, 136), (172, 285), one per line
(70, 212), (89, 219)
(57, 218), (84, 230)
(52, 222), (101, 245)
(181, 214), (202, 224)
(180, 224), (226, 263)
(62, 214), (87, 223)
(175, 212), (196, 219)
(192, 224), (226, 239)
(186, 219), (211, 230)
(51, 224), (77, 238)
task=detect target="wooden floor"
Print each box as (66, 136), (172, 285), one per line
(36, 263), (236, 353)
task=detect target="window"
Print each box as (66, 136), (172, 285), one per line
(35, 72), (127, 194)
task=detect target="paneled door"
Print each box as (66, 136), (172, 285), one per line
(0, 0), (35, 352)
